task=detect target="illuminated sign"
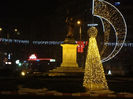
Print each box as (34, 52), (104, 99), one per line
(50, 59), (56, 62)
(29, 54), (37, 60)
(28, 54), (55, 62)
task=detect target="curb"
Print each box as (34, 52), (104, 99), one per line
(0, 91), (133, 98)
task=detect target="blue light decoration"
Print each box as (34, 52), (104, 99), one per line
(0, 38), (29, 44)
(8, 53), (11, 59)
(1, 38), (13, 43)
(104, 42), (133, 47)
(114, 2), (120, 6)
(87, 24), (98, 27)
(18, 63), (22, 67)
(14, 39), (29, 44)
(36, 59), (40, 62)
(32, 41), (64, 45)
(1, 38), (133, 47)
(23, 61), (27, 63)
(0, 38), (64, 45)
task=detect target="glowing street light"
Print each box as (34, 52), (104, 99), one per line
(14, 28), (21, 35)
(15, 60), (20, 64)
(77, 20), (81, 25)
(14, 28), (18, 32)
(21, 71), (26, 76)
(18, 63), (22, 67)
(77, 20), (82, 41)
(0, 27), (2, 32)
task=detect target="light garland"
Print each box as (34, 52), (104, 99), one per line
(93, 0), (127, 62)
(83, 27), (108, 90)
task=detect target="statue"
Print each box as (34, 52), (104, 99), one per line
(64, 17), (75, 43)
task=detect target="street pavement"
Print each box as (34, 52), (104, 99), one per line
(0, 76), (133, 99)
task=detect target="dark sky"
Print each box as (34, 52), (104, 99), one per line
(0, 0), (57, 17)
(0, 0), (92, 41)
(0, 0), (133, 42)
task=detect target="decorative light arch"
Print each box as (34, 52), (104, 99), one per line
(92, 0), (127, 62)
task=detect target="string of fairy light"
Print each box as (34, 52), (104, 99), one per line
(94, 0), (127, 62)
(83, 27), (108, 90)
(0, 38), (132, 47)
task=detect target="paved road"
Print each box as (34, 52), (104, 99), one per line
(0, 95), (118, 99)
(0, 76), (133, 99)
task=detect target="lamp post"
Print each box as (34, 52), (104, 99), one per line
(77, 20), (82, 41)
(0, 27), (2, 32)
(14, 28), (20, 38)
(14, 28), (18, 32)
(77, 20), (83, 67)
(0, 27), (2, 37)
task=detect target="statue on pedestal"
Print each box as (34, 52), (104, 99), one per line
(64, 17), (75, 43)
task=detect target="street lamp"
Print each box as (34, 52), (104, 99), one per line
(77, 20), (82, 41)
(0, 27), (2, 37)
(77, 20), (81, 25)
(14, 28), (20, 36)
(14, 28), (18, 32)
(0, 28), (2, 32)
(77, 20), (83, 67)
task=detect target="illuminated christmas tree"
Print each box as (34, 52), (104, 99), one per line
(83, 27), (108, 90)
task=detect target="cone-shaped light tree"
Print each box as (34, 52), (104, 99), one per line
(83, 27), (108, 90)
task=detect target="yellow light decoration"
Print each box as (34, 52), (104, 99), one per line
(83, 27), (108, 90)
(94, 0), (127, 62)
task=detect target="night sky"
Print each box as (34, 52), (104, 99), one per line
(0, 0), (133, 42)
(0, 0), (92, 41)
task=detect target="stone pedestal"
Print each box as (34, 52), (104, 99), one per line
(61, 44), (78, 67)
(49, 43), (84, 76)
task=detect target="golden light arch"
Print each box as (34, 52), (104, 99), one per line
(92, 0), (127, 62)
